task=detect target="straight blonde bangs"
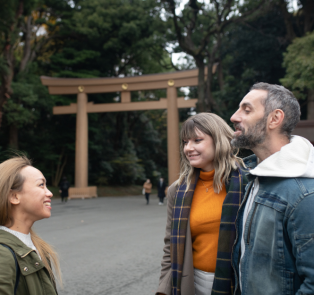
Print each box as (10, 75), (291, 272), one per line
(178, 113), (244, 193)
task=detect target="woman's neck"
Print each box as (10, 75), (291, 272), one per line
(200, 162), (214, 172)
(6, 217), (33, 235)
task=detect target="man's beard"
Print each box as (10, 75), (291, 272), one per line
(231, 116), (267, 149)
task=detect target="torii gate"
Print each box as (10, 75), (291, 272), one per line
(40, 69), (202, 190)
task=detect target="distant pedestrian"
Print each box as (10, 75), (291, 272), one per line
(157, 177), (167, 205)
(143, 179), (152, 205)
(59, 176), (70, 203)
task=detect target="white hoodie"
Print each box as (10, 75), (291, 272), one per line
(239, 136), (314, 290)
(249, 135), (314, 178)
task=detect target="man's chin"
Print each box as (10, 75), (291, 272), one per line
(231, 137), (250, 149)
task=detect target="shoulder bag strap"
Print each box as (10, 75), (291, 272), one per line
(0, 244), (20, 295)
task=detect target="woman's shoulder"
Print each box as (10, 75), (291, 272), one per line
(0, 243), (16, 269)
(167, 180), (180, 197)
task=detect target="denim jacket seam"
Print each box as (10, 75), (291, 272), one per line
(295, 178), (308, 195)
(288, 193), (314, 245)
(289, 191), (314, 217)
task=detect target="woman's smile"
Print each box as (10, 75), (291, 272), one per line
(44, 200), (51, 209)
(188, 153), (200, 159)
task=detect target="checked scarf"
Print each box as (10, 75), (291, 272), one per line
(170, 167), (248, 295)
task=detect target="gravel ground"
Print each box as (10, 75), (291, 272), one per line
(33, 195), (167, 295)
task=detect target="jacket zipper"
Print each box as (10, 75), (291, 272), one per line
(231, 180), (254, 295)
(247, 203), (258, 244)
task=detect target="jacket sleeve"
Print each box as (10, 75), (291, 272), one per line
(287, 193), (314, 295)
(156, 182), (177, 295)
(0, 246), (17, 295)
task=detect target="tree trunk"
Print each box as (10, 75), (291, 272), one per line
(206, 59), (215, 112)
(303, 0), (314, 34)
(19, 16), (33, 72)
(9, 124), (19, 150)
(0, 0), (24, 129)
(278, 0), (297, 42)
(196, 59), (205, 112)
(218, 61), (224, 91)
(51, 149), (67, 187)
(307, 89), (314, 120)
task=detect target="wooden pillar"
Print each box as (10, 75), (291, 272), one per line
(121, 91), (131, 103)
(167, 86), (180, 185)
(75, 92), (88, 187)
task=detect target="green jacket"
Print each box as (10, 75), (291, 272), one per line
(0, 230), (58, 295)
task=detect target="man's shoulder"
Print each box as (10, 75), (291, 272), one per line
(295, 177), (314, 194)
(259, 177), (314, 208)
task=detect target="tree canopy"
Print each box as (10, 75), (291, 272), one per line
(0, 0), (312, 188)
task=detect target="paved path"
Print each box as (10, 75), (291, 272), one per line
(33, 195), (167, 295)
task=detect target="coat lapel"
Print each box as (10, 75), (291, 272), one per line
(171, 170), (199, 295)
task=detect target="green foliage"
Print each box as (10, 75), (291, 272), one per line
(48, 0), (167, 78)
(4, 83), (38, 126)
(211, 6), (288, 121)
(281, 31), (314, 97)
(1, 0), (311, 189)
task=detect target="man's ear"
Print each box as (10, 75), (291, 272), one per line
(9, 192), (20, 205)
(268, 109), (285, 131)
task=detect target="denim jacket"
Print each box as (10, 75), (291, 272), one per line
(232, 154), (314, 295)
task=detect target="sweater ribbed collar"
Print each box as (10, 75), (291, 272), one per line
(199, 169), (215, 181)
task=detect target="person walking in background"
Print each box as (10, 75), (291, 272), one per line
(157, 113), (248, 295)
(157, 177), (167, 205)
(230, 83), (314, 295)
(59, 176), (70, 203)
(0, 156), (62, 294)
(143, 179), (152, 205)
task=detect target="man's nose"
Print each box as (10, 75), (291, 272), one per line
(230, 109), (241, 123)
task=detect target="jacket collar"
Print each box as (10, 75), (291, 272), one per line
(0, 229), (35, 257)
(0, 230), (45, 276)
(243, 154), (258, 182)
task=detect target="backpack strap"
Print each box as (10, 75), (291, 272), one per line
(0, 244), (20, 295)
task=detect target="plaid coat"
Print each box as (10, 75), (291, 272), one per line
(156, 167), (248, 295)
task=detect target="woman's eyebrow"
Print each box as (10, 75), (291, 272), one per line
(36, 178), (46, 183)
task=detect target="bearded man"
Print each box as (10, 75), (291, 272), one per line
(230, 82), (314, 295)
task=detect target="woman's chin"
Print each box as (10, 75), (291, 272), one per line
(189, 161), (202, 169)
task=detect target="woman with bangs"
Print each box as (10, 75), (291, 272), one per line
(156, 113), (248, 295)
(0, 156), (61, 295)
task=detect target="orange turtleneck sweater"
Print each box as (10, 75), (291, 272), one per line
(190, 169), (226, 272)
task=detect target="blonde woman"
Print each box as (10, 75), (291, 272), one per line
(0, 156), (61, 294)
(157, 113), (248, 295)
(143, 179), (152, 205)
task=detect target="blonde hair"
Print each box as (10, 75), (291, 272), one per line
(178, 113), (244, 193)
(0, 156), (62, 285)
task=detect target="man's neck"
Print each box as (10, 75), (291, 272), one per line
(252, 135), (290, 162)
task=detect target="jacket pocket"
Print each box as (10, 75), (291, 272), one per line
(248, 192), (287, 258)
(255, 193), (287, 213)
(295, 234), (314, 253)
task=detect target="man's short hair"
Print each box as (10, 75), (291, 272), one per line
(250, 82), (301, 138)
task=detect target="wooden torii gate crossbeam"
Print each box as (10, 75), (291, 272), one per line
(41, 69), (203, 191)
